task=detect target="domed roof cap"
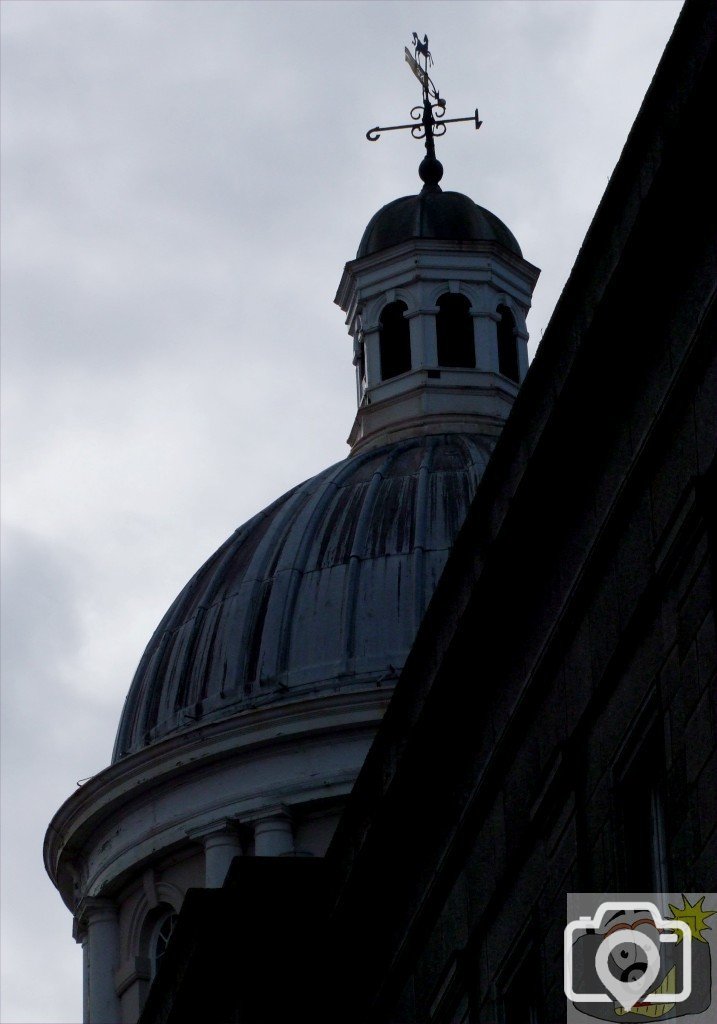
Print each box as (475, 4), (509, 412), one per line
(357, 189), (522, 259)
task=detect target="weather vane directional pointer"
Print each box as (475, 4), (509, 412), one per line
(366, 33), (482, 191)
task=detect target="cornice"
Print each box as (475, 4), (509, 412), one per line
(44, 686), (389, 899)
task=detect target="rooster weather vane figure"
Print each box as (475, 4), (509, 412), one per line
(366, 33), (482, 191)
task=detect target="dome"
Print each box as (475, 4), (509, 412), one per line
(357, 189), (522, 259)
(113, 432), (493, 761)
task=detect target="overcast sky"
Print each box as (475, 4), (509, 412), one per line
(1, 2), (683, 1021)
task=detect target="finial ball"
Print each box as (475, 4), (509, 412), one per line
(419, 153), (444, 191)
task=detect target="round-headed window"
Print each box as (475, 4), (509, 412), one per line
(152, 910), (178, 977)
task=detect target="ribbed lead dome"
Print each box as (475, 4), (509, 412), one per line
(357, 190), (522, 259)
(113, 433), (492, 760)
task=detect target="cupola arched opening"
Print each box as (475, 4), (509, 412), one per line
(379, 300), (411, 381)
(497, 304), (520, 382)
(436, 293), (475, 368)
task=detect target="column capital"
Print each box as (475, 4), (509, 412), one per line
(244, 803), (293, 827)
(75, 895), (117, 931)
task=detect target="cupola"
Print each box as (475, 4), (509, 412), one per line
(336, 186), (539, 454)
(336, 37), (539, 454)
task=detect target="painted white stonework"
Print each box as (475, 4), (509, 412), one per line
(335, 237), (539, 453)
(78, 898), (122, 1024)
(47, 690), (386, 1021)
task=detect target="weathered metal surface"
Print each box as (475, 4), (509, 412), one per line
(356, 190), (522, 259)
(113, 433), (493, 761)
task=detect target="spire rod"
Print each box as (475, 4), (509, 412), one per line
(365, 33), (482, 192)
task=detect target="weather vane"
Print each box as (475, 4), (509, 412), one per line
(366, 33), (482, 191)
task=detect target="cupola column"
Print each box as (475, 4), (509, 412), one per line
(252, 808), (294, 856)
(76, 897), (121, 1024)
(405, 306), (438, 369)
(471, 311), (500, 373)
(470, 284), (502, 374)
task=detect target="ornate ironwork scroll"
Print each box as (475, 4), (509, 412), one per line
(365, 33), (482, 190)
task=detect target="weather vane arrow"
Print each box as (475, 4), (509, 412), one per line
(366, 33), (482, 191)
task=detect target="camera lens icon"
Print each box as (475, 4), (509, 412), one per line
(594, 928), (662, 1011)
(564, 901), (692, 1014)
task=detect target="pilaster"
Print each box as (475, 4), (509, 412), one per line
(473, 311), (500, 373)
